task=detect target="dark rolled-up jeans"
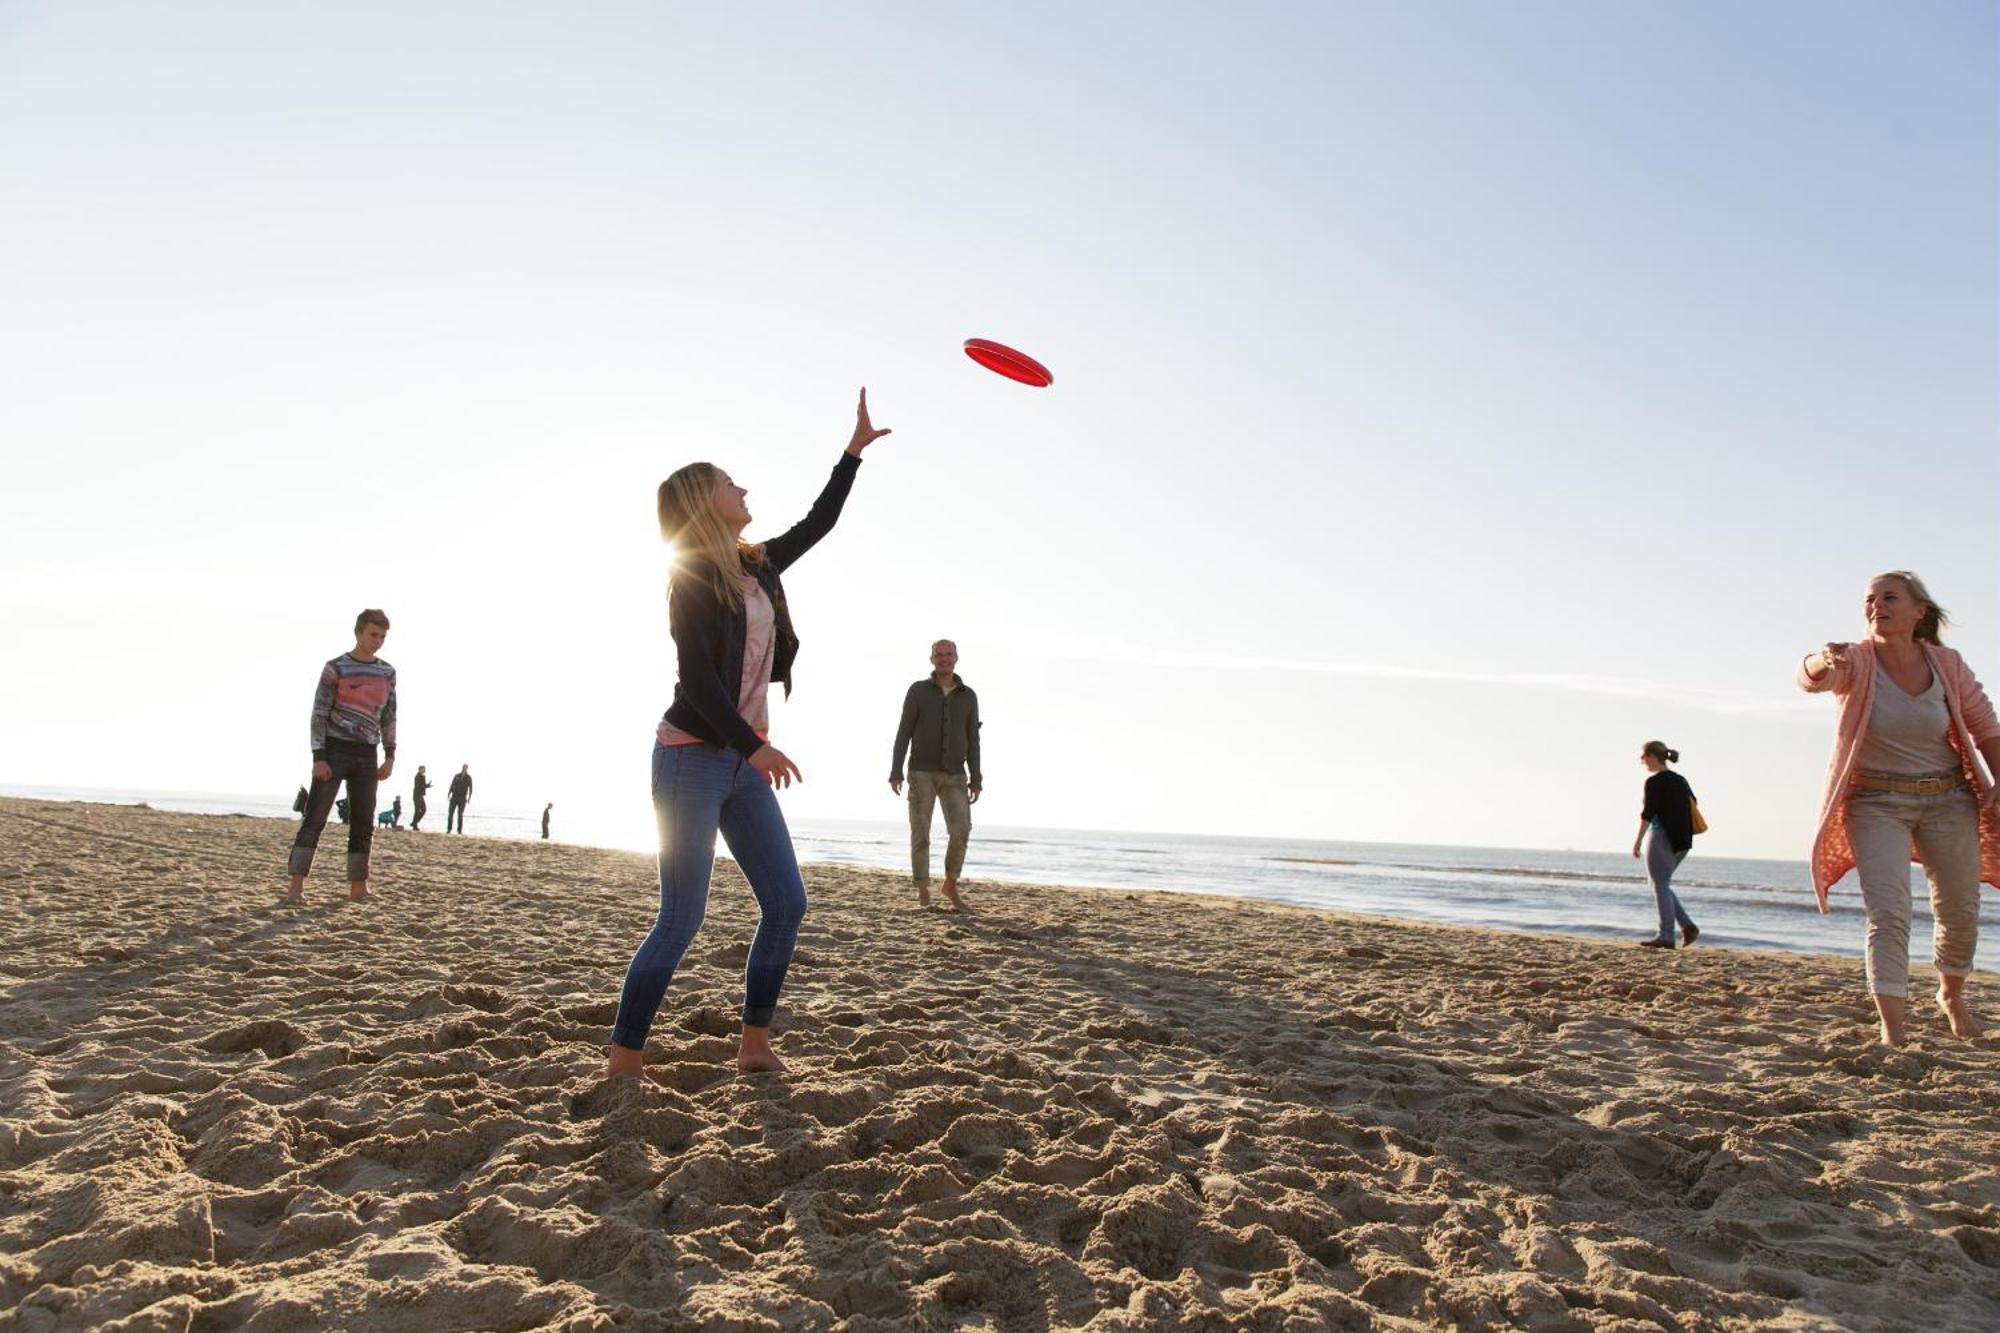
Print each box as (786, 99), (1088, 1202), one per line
(288, 739), (379, 882)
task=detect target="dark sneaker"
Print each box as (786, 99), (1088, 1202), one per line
(1681, 923), (1700, 948)
(1639, 937), (1675, 949)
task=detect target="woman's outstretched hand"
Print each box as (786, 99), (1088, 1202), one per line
(1804, 642), (1848, 682)
(846, 388), (891, 457)
(750, 745), (803, 789)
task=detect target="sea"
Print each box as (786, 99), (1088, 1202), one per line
(7, 783), (1993, 970)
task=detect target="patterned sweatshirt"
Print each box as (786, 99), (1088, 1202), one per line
(310, 653), (398, 758)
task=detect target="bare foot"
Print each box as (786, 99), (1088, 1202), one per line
(917, 884), (931, 908)
(1937, 986), (1982, 1039)
(348, 884), (373, 902)
(605, 1043), (645, 1079)
(282, 876), (306, 904)
(281, 888), (306, 904)
(1873, 992), (1907, 1048)
(737, 1025), (785, 1073)
(942, 879), (966, 912)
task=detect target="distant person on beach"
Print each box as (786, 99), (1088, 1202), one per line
(1800, 570), (2000, 1046)
(376, 795), (403, 829)
(608, 388), (890, 1082)
(542, 802), (552, 840)
(446, 765), (472, 833)
(889, 639), (983, 910)
(286, 608), (397, 903)
(1631, 741), (1700, 950)
(411, 765), (432, 830)
(335, 797), (350, 824)
(293, 785), (308, 814)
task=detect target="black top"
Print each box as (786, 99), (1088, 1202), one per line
(890, 675), (983, 786)
(1641, 769), (1698, 854)
(660, 452), (862, 758)
(449, 772), (473, 801)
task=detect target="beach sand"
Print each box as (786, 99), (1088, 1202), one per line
(1, 796), (1996, 1332)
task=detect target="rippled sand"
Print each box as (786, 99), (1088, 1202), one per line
(2, 796), (1997, 1331)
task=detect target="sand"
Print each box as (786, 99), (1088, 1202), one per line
(1, 797), (1996, 1332)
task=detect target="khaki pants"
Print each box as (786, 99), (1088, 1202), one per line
(908, 770), (972, 886)
(1846, 787), (1981, 998)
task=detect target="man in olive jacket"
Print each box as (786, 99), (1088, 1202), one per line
(889, 640), (983, 910)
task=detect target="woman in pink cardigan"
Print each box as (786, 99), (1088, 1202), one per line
(1800, 571), (2000, 1046)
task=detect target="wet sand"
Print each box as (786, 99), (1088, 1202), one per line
(2, 796), (1996, 1331)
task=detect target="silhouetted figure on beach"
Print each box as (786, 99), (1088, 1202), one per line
(889, 638), (983, 911)
(411, 765), (432, 830)
(377, 795), (403, 828)
(1632, 741), (1700, 950)
(447, 764), (473, 833)
(288, 608), (397, 903)
(293, 785), (309, 814)
(542, 802), (553, 839)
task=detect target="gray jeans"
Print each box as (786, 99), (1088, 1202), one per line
(1846, 786), (1981, 998)
(908, 770), (972, 886)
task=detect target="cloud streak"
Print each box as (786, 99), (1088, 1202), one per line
(1040, 644), (1818, 718)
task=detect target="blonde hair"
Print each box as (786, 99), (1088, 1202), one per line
(1871, 570), (1949, 644)
(657, 463), (764, 609)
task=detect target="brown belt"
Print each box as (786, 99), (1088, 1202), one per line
(1849, 772), (1965, 795)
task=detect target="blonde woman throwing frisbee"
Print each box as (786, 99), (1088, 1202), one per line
(609, 390), (890, 1079)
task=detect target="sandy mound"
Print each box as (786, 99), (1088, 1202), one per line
(1, 797), (1996, 1330)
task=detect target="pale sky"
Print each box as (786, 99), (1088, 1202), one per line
(3, 2), (1994, 860)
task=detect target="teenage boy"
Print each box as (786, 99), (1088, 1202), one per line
(286, 609), (398, 902)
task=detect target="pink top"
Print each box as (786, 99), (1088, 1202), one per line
(658, 577), (777, 748)
(1798, 640), (2000, 911)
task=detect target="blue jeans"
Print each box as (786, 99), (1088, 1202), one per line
(1645, 823), (1694, 942)
(611, 742), (808, 1050)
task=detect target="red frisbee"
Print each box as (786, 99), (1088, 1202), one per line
(963, 337), (1053, 388)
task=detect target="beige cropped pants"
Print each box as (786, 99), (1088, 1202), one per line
(907, 770), (972, 886)
(1846, 787), (1981, 998)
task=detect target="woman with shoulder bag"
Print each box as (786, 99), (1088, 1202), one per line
(1632, 740), (1701, 950)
